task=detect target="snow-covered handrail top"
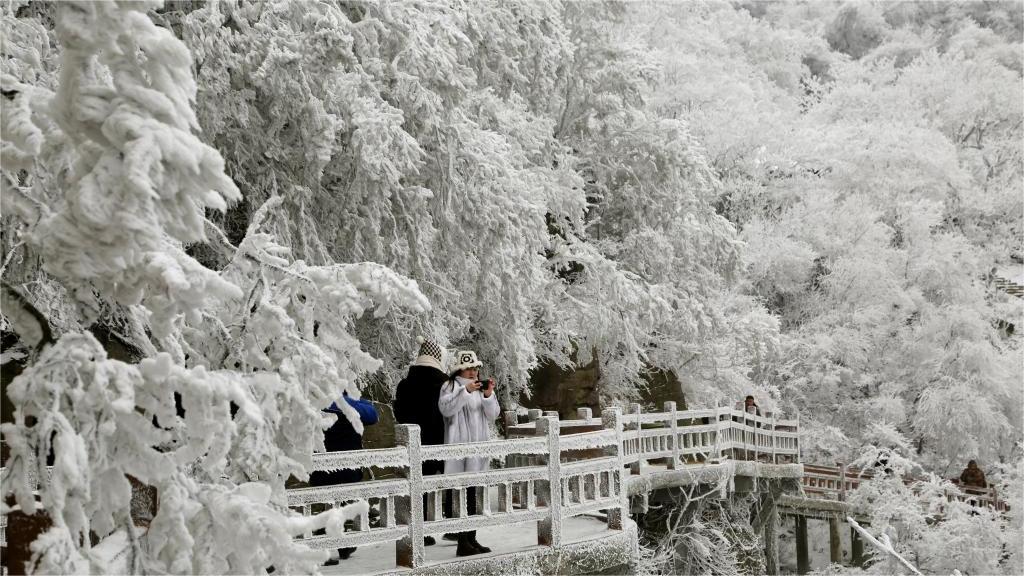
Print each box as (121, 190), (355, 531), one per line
(420, 436), (549, 461)
(287, 478), (408, 506)
(422, 466), (548, 491)
(507, 417), (602, 430)
(558, 429), (618, 450)
(311, 447), (408, 471)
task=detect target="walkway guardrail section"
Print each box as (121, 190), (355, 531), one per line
(508, 402), (800, 472)
(799, 463), (1008, 512)
(287, 410), (630, 569)
(4, 404), (1007, 570)
(288, 403), (800, 568)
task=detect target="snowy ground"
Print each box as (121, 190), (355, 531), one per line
(321, 513), (612, 575)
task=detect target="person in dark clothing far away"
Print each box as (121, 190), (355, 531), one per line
(959, 459), (988, 489)
(393, 336), (448, 547)
(743, 395), (762, 416)
(310, 393), (378, 564)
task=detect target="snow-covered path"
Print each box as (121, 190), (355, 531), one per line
(321, 514), (612, 575)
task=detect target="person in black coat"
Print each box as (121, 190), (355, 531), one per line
(310, 394), (378, 562)
(393, 337), (448, 546)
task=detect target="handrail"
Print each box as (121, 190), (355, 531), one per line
(1, 403), (800, 565)
(797, 463), (1008, 511)
(420, 436), (548, 461)
(4, 400), (1010, 573)
(311, 447), (409, 471)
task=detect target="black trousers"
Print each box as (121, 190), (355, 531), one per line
(443, 486), (479, 518)
(422, 463), (444, 519)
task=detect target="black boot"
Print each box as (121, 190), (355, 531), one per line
(468, 531), (491, 554)
(456, 533), (482, 557)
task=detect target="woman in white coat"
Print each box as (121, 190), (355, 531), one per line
(438, 350), (500, 557)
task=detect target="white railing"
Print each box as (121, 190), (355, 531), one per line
(1, 403), (800, 570)
(285, 403), (802, 568)
(506, 403), (800, 471)
(288, 410), (630, 569)
(799, 463), (1009, 512)
(617, 402), (799, 472)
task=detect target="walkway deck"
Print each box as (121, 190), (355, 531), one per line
(1, 403), (1006, 576)
(322, 513), (623, 576)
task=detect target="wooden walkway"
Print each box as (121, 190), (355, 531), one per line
(0, 403), (1007, 575)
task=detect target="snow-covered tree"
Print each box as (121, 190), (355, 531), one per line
(2, 1), (427, 572)
(630, 0), (1023, 474)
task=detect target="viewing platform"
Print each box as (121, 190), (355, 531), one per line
(1, 403), (1006, 575)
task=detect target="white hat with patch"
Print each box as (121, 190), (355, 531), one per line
(450, 350), (482, 373)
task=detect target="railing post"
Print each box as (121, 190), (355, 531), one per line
(630, 403), (643, 475)
(602, 408), (626, 530)
(537, 416), (562, 547)
(577, 407), (592, 421)
(503, 410), (518, 436)
(716, 403), (728, 461)
(746, 404), (757, 461)
(664, 401), (678, 470)
(839, 462), (847, 502)
(395, 424), (423, 569)
(795, 411), (801, 463)
(527, 408), (543, 423)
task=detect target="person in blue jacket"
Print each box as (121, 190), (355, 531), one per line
(310, 393), (378, 562)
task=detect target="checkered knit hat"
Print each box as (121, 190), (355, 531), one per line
(413, 336), (444, 371)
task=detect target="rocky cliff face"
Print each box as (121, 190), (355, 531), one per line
(521, 359), (688, 417)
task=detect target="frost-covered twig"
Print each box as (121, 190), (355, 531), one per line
(847, 516), (923, 576)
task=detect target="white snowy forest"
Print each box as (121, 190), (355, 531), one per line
(0, 0), (1021, 575)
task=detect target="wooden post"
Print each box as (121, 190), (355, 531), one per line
(714, 403), (726, 461)
(764, 506), (779, 575)
(503, 410), (518, 438)
(664, 401), (678, 470)
(851, 525), (864, 567)
(829, 516), (842, 565)
(395, 424), (423, 568)
(838, 462), (847, 502)
(796, 515), (810, 575)
(537, 416), (562, 547)
(630, 403), (643, 475)
(795, 411), (801, 463)
(602, 408), (626, 530)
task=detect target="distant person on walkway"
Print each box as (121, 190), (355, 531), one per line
(959, 460), (988, 489)
(438, 350), (500, 557)
(311, 393), (379, 564)
(743, 395), (762, 416)
(393, 336), (448, 546)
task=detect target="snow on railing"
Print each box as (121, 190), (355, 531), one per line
(799, 463), (1009, 512)
(0, 403), (798, 566)
(287, 410), (630, 569)
(282, 402), (802, 568)
(617, 402), (800, 473)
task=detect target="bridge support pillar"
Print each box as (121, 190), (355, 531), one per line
(795, 515), (810, 575)
(763, 504), (779, 575)
(851, 526), (864, 567)
(829, 516), (842, 565)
